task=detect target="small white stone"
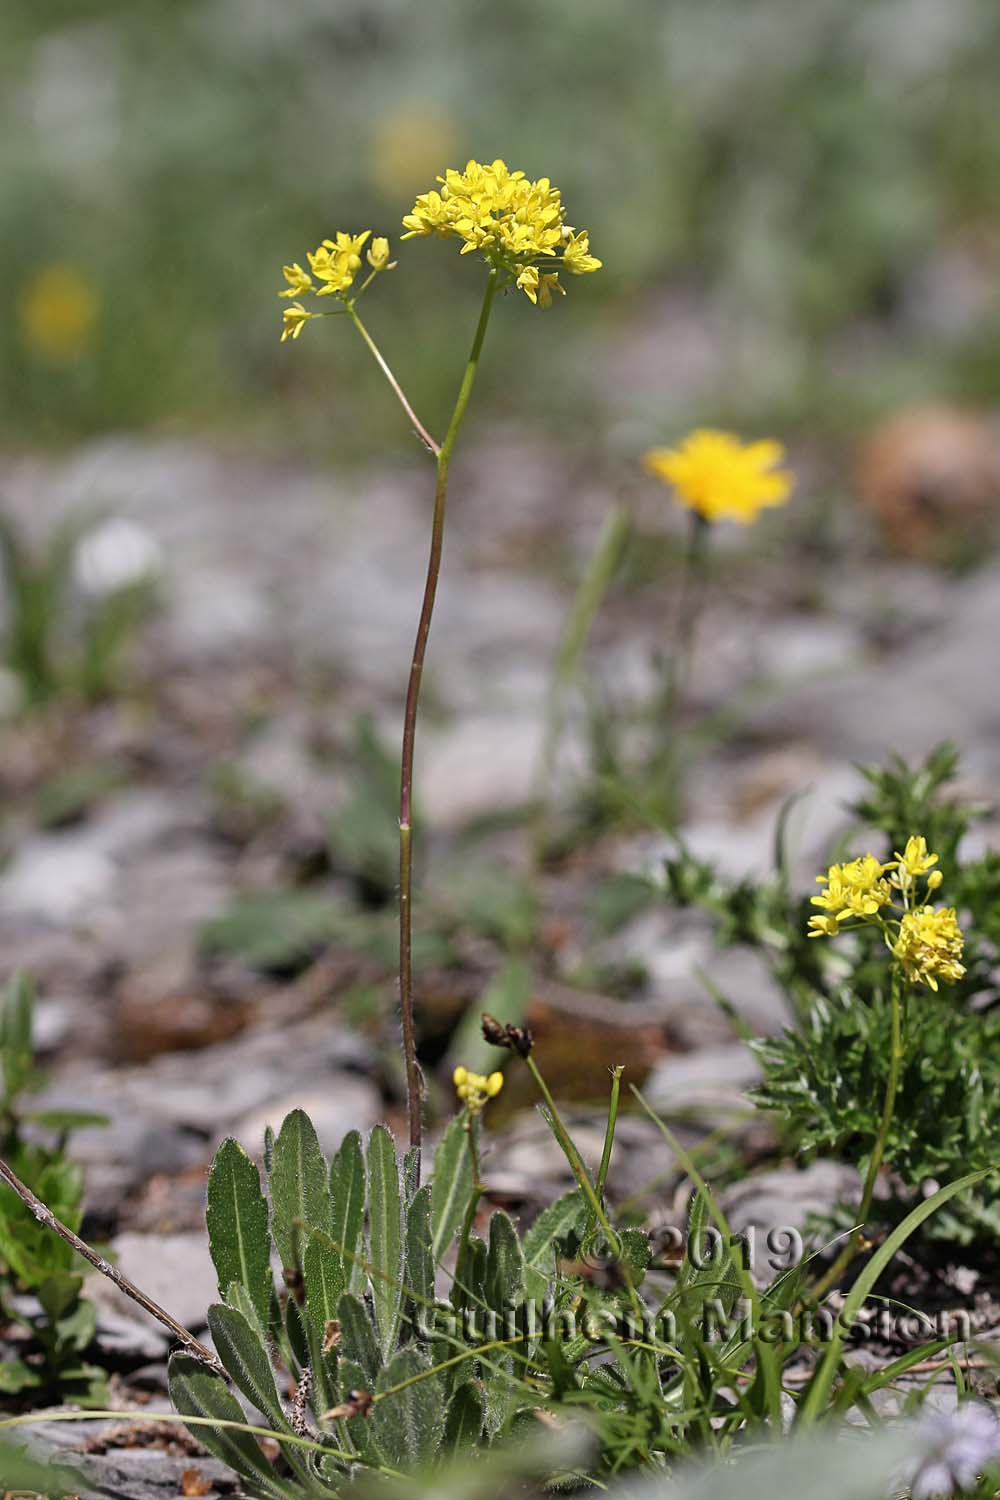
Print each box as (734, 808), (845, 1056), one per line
(74, 516), (161, 596)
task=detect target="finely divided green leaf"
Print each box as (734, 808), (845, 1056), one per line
(206, 1138), (273, 1330)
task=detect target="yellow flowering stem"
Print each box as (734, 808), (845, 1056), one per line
(345, 303), (440, 458)
(809, 972), (905, 1302)
(398, 269), (500, 1174)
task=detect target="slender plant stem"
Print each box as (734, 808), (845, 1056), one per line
(397, 270), (500, 1173)
(809, 973), (905, 1302)
(524, 1055), (622, 1260)
(346, 304), (441, 457)
(596, 1065), (624, 1204)
(532, 505), (632, 861)
(453, 1116), (483, 1306)
(650, 510), (710, 813)
(0, 1154), (222, 1372)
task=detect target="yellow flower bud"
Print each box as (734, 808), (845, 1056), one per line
(367, 237), (392, 271)
(452, 1066), (467, 1086)
(486, 1072), (504, 1097)
(927, 869), (943, 891)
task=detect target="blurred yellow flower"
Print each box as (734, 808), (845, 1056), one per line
(402, 158), (601, 305)
(453, 1064), (504, 1114)
(893, 905), (965, 990)
(371, 104), (459, 199)
(18, 263), (99, 364)
(643, 429), (793, 524)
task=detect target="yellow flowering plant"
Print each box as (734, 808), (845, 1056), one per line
(278, 160), (601, 1173)
(662, 744), (1000, 1253)
(595, 429), (796, 833)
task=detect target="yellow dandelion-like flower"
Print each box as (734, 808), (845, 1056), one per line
(453, 1065), (504, 1115)
(18, 263), (100, 364)
(402, 158), (600, 306)
(643, 429), (794, 525)
(893, 905), (966, 990)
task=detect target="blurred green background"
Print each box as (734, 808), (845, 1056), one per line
(3, 0), (1000, 460)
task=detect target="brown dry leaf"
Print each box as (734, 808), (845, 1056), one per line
(181, 1469), (213, 1497)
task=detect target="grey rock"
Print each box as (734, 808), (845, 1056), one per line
(99, 1231), (218, 1334)
(32, 1413), (234, 1499)
(420, 712), (544, 826)
(230, 1076), (381, 1156)
(644, 1042), (762, 1118)
(720, 1160), (862, 1284)
(0, 835), (116, 922)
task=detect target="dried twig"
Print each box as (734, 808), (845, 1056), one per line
(0, 1154), (223, 1374)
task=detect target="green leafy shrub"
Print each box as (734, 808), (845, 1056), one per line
(0, 974), (110, 1405)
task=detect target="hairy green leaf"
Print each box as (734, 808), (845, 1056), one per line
(206, 1137), (273, 1329)
(270, 1109), (331, 1275)
(367, 1123), (403, 1358)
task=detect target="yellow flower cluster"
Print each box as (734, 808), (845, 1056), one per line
(643, 429), (793, 525)
(402, 158), (601, 307)
(279, 231), (395, 341)
(453, 1065), (504, 1114)
(893, 905), (965, 992)
(807, 836), (964, 990)
(808, 854), (892, 937)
